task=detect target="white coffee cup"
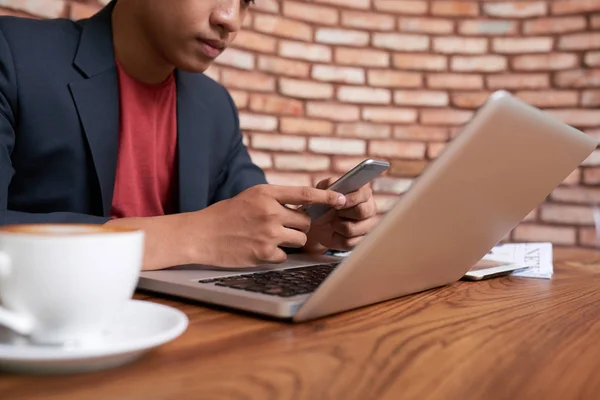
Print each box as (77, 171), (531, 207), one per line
(0, 224), (144, 347)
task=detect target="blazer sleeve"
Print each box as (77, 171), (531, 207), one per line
(0, 27), (109, 225)
(210, 90), (268, 203)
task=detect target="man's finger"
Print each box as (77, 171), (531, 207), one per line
(337, 198), (378, 220)
(269, 185), (346, 208)
(315, 177), (336, 190)
(281, 208), (312, 233)
(342, 185), (372, 209)
(278, 226), (308, 248)
(333, 217), (378, 238)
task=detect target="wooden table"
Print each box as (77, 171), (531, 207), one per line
(2, 247), (600, 400)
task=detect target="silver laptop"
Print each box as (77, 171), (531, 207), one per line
(138, 91), (597, 322)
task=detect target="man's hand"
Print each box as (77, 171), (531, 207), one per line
(304, 178), (379, 254)
(189, 184), (346, 268)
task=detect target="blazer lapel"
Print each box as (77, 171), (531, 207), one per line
(176, 71), (211, 213)
(68, 2), (119, 217)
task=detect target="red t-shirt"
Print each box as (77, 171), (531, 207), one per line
(110, 63), (178, 218)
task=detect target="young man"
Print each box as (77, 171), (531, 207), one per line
(0, 0), (378, 270)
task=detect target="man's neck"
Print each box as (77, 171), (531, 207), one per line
(111, 2), (175, 84)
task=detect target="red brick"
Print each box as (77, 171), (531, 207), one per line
(280, 117), (334, 136)
(70, 2), (101, 19)
(459, 20), (518, 36)
(314, 0), (370, 10)
(249, 94), (304, 116)
(336, 123), (392, 139)
(233, 31), (277, 54)
(516, 91), (579, 108)
(398, 17), (454, 34)
(362, 107), (418, 123)
(551, 0), (600, 15)
(483, 2), (547, 18)
(555, 69), (600, 88)
(393, 54), (448, 71)
(523, 16), (587, 34)
(370, 140), (426, 160)
(229, 90), (249, 109)
(280, 78), (334, 100)
(257, 56), (310, 78)
(434, 37), (488, 55)
(586, 129), (600, 140)
(254, 15), (312, 42)
(374, 0), (428, 14)
(335, 48), (389, 67)
(306, 102), (360, 122)
(421, 109), (474, 125)
(512, 224), (576, 246)
(549, 109), (600, 128)
(579, 227), (599, 248)
(427, 142), (447, 159)
(337, 86), (392, 104)
(493, 37), (553, 54)
(372, 177), (414, 194)
(583, 150), (600, 167)
(375, 195), (400, 213)
(248, 151), (273, 170)
(427, 73), (484, 90)
(373, 33), (430, 52)
(451, 55), (507, 72)
(316, 28), (369, 46)
(279, 41), (332, 62)
(512, 53), (578, 71)
(584, 168), (600, 185)
(266, 172), (311, 187)
(593, 15), (600, 29)
(309, 137), (366, 155)
(282, 1), (339, 26)
(394, 126), (448, 141)
(551, 186), (600, 204)
(333, 156), (374, 173)
(242, 133), (250, 147)
(586, 52), (600, 68)
(242, 13), (252, 28)
(252, 0), (280, 13)
(7, 0), (66, 18)
(582, 90), (600, 107)
(274, 154), (331, 172)
(389, 159), (429, 177)
(431, 1), (479, 17)
(451, 92), (491, 109)
(252, 133), (306, 152)
(341, 11), (395, 31)
(215, 48), (254, 70)
(203, 65), (220, 82)
(221, 69), (275, 92)
(394, 90), (449, 107)
(487, 73), (550, 89)
(238, 113), (278, 131)
(540, 204), (593, 225)
(368, 70), (423, 88)
(559, 33), (600, 51)
(312, 65), (365, 84)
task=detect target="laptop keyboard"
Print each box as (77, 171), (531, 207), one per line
(198, 263), (339, 298)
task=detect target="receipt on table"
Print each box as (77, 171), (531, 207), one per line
(483, 242), (553, 279)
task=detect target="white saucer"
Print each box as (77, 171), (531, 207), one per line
(0, 300), (188, 374)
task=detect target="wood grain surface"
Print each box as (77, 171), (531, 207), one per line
(2, 247), (600, 400)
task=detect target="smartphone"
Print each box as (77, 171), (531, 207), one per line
(462, 259), (528, 281)
(300, 159), (390, 221)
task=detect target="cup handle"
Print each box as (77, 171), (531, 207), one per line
(0, 252), (34, 335)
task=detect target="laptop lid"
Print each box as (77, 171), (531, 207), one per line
(293, 91), (597, 322)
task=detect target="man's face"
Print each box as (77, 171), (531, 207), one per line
(135, 0), (253, 72)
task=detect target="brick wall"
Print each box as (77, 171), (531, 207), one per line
(3, 0), (600, 248)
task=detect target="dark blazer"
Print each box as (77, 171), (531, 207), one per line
(0, 1), (266, 225)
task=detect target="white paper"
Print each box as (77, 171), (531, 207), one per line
(483, 242), (553, 279)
